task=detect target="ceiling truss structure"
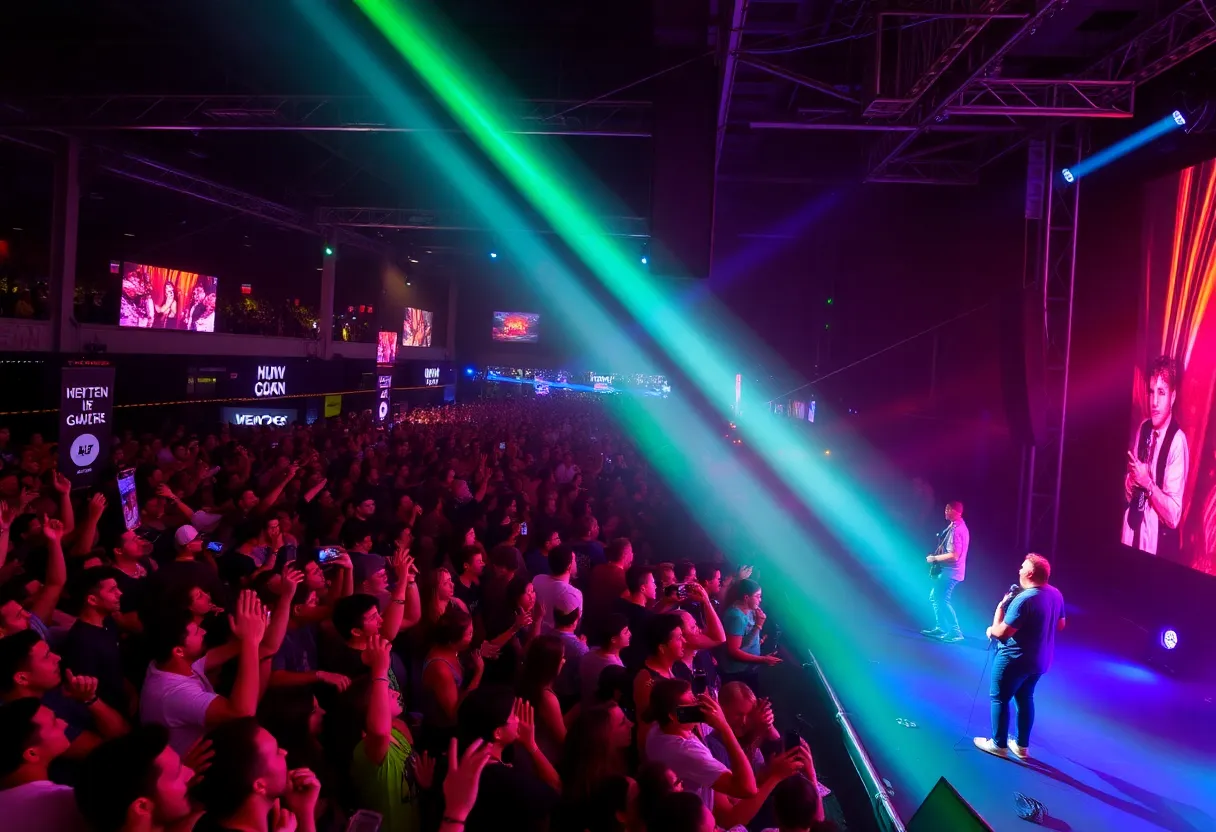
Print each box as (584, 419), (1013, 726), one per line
(316, 206), (650, 238)
(0, 95), (653, 138)
(717, 0), (1216, 185)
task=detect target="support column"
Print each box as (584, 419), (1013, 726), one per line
(1017, 123), (1084, 558)
(318, 236), (337, 360)
(445, 277), (458, 359)
(49, 136), (81, 354)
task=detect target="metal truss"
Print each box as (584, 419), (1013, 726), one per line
(736, 56), (860, 104)
(716, 0), (751, 169)
(0, 95), (652, 138)
(943, 79), (1135, 118)
(1017, 125), (1084, 557)
(865, 0), (1024, 119)
(316, 206), (650, 238)
(867, 0), (1216, 182)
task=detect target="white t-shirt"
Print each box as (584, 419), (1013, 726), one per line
(645, 727), (728, 812)
(531, 575), (582, 633)
(140, 657), (218, 755)
(0, 781), (83, 832)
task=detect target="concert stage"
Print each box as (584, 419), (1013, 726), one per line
(831, 605), (1216, 831)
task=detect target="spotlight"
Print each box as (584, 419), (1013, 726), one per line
(1160, 628), (1179, 650)
(465, 367), (476, 376)
(1172, 109), (1186, 127)
(489, 251), (498, 259)
(1061, 168), (1075, 183)
(641, 256), (648, 265)
(324, 245), (334, 256)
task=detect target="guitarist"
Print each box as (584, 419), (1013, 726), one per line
(922, 501), (968, 643)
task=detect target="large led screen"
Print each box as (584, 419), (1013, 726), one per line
(119, 262), (218, 332)
(492, 311), (541, 343)
(1125, 158), (1216, 574)
(377, 330), (398, 365)
(403, 307), (434, 347)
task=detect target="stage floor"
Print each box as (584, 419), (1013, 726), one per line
(835, 610), (1216, 831)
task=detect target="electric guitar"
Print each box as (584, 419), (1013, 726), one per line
(929, 523), (954, 578)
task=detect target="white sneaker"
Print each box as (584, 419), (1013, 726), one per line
(973, 737), (1009, 758)
(1007, 740), (1030, 761)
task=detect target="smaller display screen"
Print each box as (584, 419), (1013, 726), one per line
(403, 307), (434, 347)
(119, 262), (218, 332)
(492, 311), (541, 343)
(377, 330), (398, 365)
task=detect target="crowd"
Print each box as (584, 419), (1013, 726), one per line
(0, 399), (832, 832)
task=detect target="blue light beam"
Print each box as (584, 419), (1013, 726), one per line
(1061, 111), (1186, 183)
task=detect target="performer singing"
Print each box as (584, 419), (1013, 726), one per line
(921, 500), (967, 643)
(1123, 355), (1189, 558)
(974, 554), (1065, 761)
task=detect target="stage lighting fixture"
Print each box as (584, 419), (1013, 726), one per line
(641, 256), (648, 265)
(1160, 628), (1179, 650)
(1059, 109), (1187, 184)
(489, 251), (498, 259)
(324, 245), (334, 256)
(465, 367), (476, 376)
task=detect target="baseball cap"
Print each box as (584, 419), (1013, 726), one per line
(351, 553), (387, 587)
(174, 525), (201, 547)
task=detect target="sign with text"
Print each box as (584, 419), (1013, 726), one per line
(376, 374), (392, 423)
(324, 395), (342, 418)
(59, 365), (115, 489)
(253, 364), (287, 397)
(220, 407), (299, 427)
(403, 361), (455, 388)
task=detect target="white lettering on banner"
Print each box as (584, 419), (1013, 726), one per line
(234, 414), (289, 426)
(255, 366), (287, 397)
(66, 413), (107, 426)
(424, 367), (440, 387)
(65, 386), (111, 399)
(591, 375), (611, 384)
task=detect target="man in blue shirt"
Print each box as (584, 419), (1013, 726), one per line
(975, 554), (1066, 761)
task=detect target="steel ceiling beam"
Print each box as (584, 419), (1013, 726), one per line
(1079, 0), (1216, 88)
(737, 56), (860, 104)
(865, 0), (1019, 119)
(943, 79), (1136, 118)
(866, 0), (1065, 182)
(316, 206), (650, 239)
(716, 0), (751, 170)
(0, 95), (653, 138)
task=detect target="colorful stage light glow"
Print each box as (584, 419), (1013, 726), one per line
(1061, 111), (1186, 183)
(1160, 628), (1179, 650)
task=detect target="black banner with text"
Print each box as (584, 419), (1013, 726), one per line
(58, 365), (115, 489)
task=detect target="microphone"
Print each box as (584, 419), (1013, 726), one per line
(991, 584), (1022, 649)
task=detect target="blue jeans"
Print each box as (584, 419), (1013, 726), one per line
(990, 653), (1043, 747)
(930, 577), (961, 636)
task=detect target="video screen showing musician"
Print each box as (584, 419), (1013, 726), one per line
(1123, 356), (1189, 557)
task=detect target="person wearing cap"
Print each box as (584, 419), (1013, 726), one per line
(351, 552), (390, 608)
(140, 524), (226, 622)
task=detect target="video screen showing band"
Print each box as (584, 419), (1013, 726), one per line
(403, 307), (434, 347)
(492, 310), (541, 343)
(377, 330), (398, 365)
(119, 262), (218, 332)
(1125, 158), (1216, 575)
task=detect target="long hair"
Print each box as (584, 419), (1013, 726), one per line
(517, 634), (564, 706)
(559, 705), (627, 800)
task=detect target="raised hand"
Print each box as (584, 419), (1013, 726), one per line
(512, 698), (537, 751)
(279, 564), (304, 598)
(63, 669), (99, 703)
(512, 607), (533, 632)
(41, 516), (64, 543)
(270, 801), (297, 832)
(443, 737), (493, 821)
(283, 768), (321, 821)
(391, 549), (416, 583)
(360, 632), (392, 676)
(229, 590), (269, 644)
(697, 693), (731, 734)
(87, 492), (107, 520)
(768, 746), (805, 781)
(415, 750), (437, 790)
(315, 671), (352, 692)
(156, 483), (175, 499)
(182, 737), (214, 787)
(52, 472), (72, 495)
(0, 501), (18, 530)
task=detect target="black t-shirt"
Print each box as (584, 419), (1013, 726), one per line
(141, 559), (228, 619)
(463, 759), (558, 832)
(61, 619), (126, 713)
(452, 577), (483, 619)
(113, 566), (149, 616)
